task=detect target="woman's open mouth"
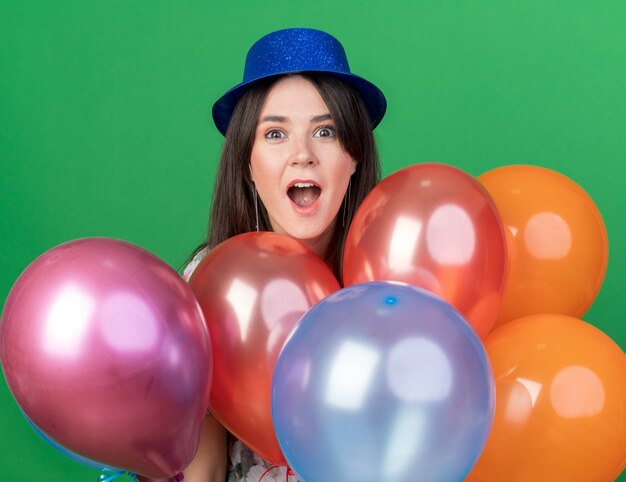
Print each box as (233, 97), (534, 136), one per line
(287, 181), (322, 213)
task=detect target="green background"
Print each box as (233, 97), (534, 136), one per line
(1, 1), (624, 480)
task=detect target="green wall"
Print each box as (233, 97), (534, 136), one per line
(1, 1), (624, 480)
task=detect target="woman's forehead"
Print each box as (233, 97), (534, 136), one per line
(259, 75), (330, 120)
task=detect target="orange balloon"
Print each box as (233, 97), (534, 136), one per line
(189, 232), (340, 465)
(478, 165), (608, 328)
(468, 314), (626, 482)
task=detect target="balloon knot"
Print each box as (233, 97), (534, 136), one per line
(98, 468), (133, 482)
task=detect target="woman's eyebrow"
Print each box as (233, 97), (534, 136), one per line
(259, 115), (288, 123)
(258, 114), (332, 124)
(311, 114), (332, 123)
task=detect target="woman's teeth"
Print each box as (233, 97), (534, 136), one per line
(288, 184), (321, 208)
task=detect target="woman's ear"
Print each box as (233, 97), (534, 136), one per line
(350, 158), (357, 175)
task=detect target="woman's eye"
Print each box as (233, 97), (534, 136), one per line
(265, 129), (286, 140)
(314, 126), (336, 138)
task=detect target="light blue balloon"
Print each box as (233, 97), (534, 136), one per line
(272, 282), (495, 482)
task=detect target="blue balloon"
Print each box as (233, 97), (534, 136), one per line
(272, 282), (495, 482)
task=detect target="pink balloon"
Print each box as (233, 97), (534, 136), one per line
(136, 475), (184, 482)
(0, 238), (211, 478)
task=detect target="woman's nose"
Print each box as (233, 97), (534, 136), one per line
(289, 138), (318, 166)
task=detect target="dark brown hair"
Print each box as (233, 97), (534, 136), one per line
(187, 73), (381, 282)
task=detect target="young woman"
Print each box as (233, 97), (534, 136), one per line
(182, 28), (386, 482)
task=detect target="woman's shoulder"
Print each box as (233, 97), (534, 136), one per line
(182, 246), (209, 282)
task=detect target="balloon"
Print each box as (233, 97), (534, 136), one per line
(136, 476), (183, 482)
(468, 314), (626, 482)
(0, 238), (211, 478)
(478, 165), (608, 327)
(343, 163), (507, 338)
(23, 413), (115, 471)
(25, 414), (149, 481)
(188, 232), (340, 465)
(272, 282), (495, 482)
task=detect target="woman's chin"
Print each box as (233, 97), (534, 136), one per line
(286, 227), (334, 257)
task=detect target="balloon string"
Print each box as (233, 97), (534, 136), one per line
(98, 468), (138, 482)
(258, 465), (278, 481)
(173, 474), (185, 482)
(257, 465), (295, 482)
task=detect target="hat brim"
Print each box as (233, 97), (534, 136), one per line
(212, 70), (387, 136)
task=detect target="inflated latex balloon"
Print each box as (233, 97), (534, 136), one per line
(25, 411), (180, 480)
(478, 165), (608, 327)
(24, 413), (116, 471)
(189, 232), (340, 466)
(468, 314), (626, 482)
(0, 238), (211, 478)
(272, 282), (495, 482)
(343, 163), (507, 338)
(136, 475), (184, 482)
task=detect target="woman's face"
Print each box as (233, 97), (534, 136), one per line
(250, 75), (356, 255)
